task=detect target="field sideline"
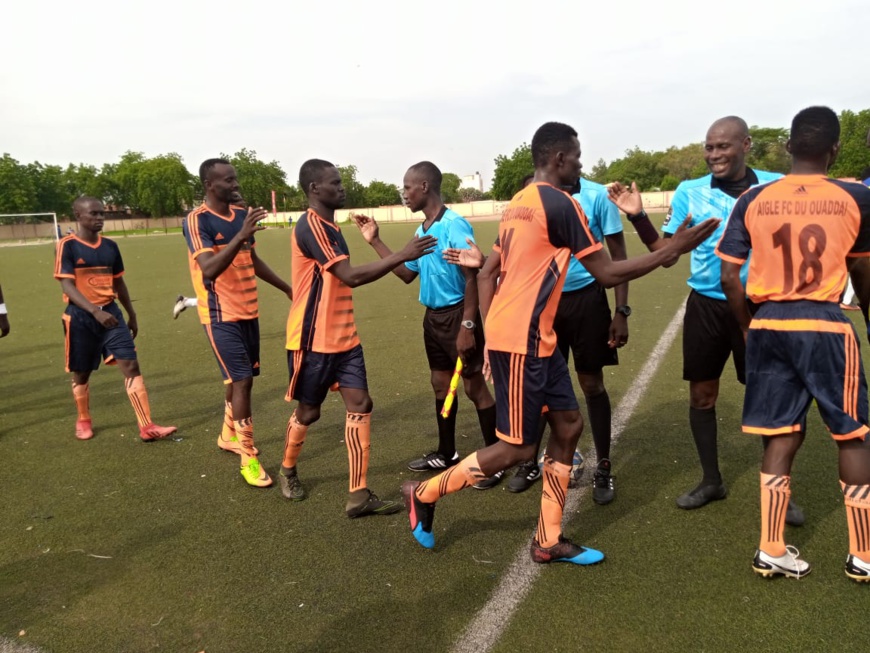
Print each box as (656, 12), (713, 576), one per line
(0, 219), (867, 653)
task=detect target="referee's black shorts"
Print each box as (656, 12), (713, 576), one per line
(423, 302), (484, 376)
(682, 289), (748, 384)
(553, 283), (618, 374)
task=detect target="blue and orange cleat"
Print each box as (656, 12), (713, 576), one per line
(402, 480), (436, 549)
(530, 536), (605, 565)
(139, 423), (177, 442)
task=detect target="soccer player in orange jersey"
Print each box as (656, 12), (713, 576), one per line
(184, 159), (292, 488)
(403, 122), (718, 563)
(718, 106), (870, 581)
(281, 159), (436, 517)
(54, 197), (176, 442)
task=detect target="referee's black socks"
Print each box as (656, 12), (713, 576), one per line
(689, 406), (721, 484)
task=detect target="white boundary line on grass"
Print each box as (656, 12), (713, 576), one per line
(452, 298), (688, 653)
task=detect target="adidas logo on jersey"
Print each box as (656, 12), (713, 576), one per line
(215, 233), (225, 240)
(794, 186), (808, 195)
(77, 258), (86, 264)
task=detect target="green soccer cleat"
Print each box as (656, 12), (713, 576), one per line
(240, 458), (272, 488)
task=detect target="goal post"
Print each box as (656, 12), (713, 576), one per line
(0, 213), (59, 243)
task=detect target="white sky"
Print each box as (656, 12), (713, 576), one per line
(2, 0), (867, 188)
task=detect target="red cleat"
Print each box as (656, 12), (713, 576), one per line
(139, 423), (177, 442)
(75, 419), (94, 440)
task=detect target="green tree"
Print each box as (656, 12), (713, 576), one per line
(659, 143), (707, 181)
(829, 109), (870, 178)
(337, 164), (366, 208)
(283, 185), (308, 213)
(224, 148), (288, 210)
(136, 154), (197, 217)
(458, 187), (487, 202)
(28, 162), (69, 217)
(491, 143), (533, 200)
(364, 180), (401, 207)
(606, 147), (666, 190)
(112, 151), (146, 210)
(441, 172), (462, 203)
(0, 154), (37, 217)
(747, 127), (790, 174)
(659, 174), (681, 191)
(587, 158), (609, 184)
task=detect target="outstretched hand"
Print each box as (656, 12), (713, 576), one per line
(400, 234), (438, 261)
(240, 207), (268, 239)
(351, 213), (379, 244)
(443, 238), (485, 269)
(663, 216), (720, 266)
(607, 181), (644, 215)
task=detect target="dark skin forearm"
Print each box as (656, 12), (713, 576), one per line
(461, 267), (479, 322)
(196, 234), (251, 282)
(368, 237), (418, 284)
(114, 277), (136, 319)
(604, 233), (629, 306)
(848, 257), (870, 325)
(252, 250), (292, 297)
(580, 245), (678, 288)
(477, 250), (501, 324)
(721, 261), (752, 332)
(61, 278), (102, 315)
(330, 252), (415, 288)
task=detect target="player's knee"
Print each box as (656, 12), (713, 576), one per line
(347, 394), (373, 414)
(295, 405), (320, 426)
(577, 375), (605, 397)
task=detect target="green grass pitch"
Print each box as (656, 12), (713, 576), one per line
(0, 219), (867, 653)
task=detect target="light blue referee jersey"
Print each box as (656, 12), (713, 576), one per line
(405, 207), (475, 309)
(563, 178), (622, 292)
(662, 169), (781, 300)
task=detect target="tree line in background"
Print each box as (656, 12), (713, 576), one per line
(490, 108), (870, 200)
(2, 108), (866, 223)
(0, 149), (492, 224)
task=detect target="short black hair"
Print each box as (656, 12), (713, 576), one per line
(520, 174), (535, 190)
(299, 159), (335, 196)
(199, 158), (231, 186)
(407, 161), (442, 193)
(531, 122), (578, 168)
(860, 166), (870, 181)
(790, 106), (840, 158)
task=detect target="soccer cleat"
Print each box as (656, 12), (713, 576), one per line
(676, 482), (727, 509)
(752, 546), (811, 579)
(75, 419), (94, 441)
(402, 480), (436, 549)
(346, 489), (402, 518)
(407, 451), (460, 472)
(217, 434), (258, 456)
(592, 459), (615, 505)
(507, 460), (542, 493)
(530, 536), (605, 565)
(239, 458), (272, 487)
(473, 470), (505, 490)
(139, 423), (177, 442)
(279, 466), (306, 501)
(172, 295), (187, 319)
(845, 554), (870, 582)
(785, 499), (805, 527)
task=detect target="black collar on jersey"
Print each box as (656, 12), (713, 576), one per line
(710, 168), (759, 199)
(422, 205), (448, 232)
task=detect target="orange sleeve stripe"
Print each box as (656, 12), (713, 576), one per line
(715, 249), (746, 265)
(112, 272), (124, 278)
(54, 236), (74, 277)
(187, 207), (208, 252)
(322, 254), (348, 270)
(192, 248), (212, 259)
(571, 201), (598, 243)
(574, 242), (603, 259)
(55, 274), (75, 279)
(308, 216), (337, 260)
(846, 251), (870, 258)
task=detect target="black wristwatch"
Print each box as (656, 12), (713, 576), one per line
(626, 210), (648, 223)
(615, 305), (632, 318)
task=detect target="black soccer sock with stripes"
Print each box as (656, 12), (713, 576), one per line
(436, 398), (457, 458)
(585, 390), (612, 462)
(476, 405), (498, 447)
(689, 406), (721, 485)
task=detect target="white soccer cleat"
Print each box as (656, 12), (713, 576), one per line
(752, 545), (811, 579)
(173, 295), (187, 319)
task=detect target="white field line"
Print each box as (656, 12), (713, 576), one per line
(452, 298), (687, 653)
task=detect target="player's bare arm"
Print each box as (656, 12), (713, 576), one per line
(351, 213), (418, 284)
(607, 181), (673, 255)
(251, 249), (292, 300)
(60, 278), (118, 329)
(603, 232), (629, 348)
(113, 276), (138, 339)
(443, 238), (485, 268)
(328, 234), (436, 288)
(196, 207), (267, 282)
(720, 260), (751, 334)
(580, 217), (719, 287)
(456, 264), (480, 363)
(0, 283), (8, 337)
(847, 256), (870, 330)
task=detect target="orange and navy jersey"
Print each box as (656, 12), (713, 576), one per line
(183, 204), (258, 324)
(486, 182), (602, 357)
(285, 210), (360, 353)
(54, 235), (124, 306)
(716, 175), (870, 304)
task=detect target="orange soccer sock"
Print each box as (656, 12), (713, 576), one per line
(759, 472), (790, 557)
(72, 382), (91, 421)
(282, 411), (308, 469)
(233, 417), (257, 462)
(345, 412), (372, 493)
(124, 375), (152, 428)
(220, 401), (235, 443)
(415, 451), (487, 504)
(536, 455), (572, 548)
(841, 481), (870, 563)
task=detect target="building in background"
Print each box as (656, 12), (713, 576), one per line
(460, 172), (483, 192)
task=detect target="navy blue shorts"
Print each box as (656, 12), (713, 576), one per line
(489, 348), (578, 445)
(286, 344), (368, 406)
(554, 283), (618, 374)
(203, 319), (260, 384)
(743, 301), (869, 441)
(62, 302), (136, 373)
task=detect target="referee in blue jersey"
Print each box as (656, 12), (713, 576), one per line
(608, 116), (803, 524)
(352, 162), (501, 488)
(506, 176), (629, 504)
